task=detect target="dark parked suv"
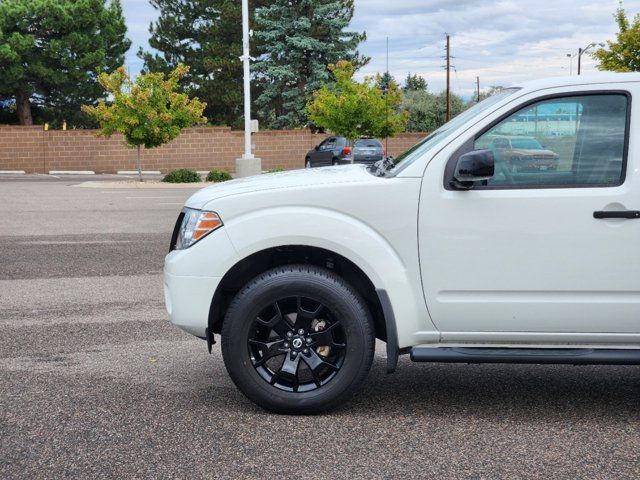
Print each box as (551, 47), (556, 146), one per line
(305, 137), (385, 168)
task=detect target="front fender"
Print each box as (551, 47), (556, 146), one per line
(219, 206), (437, 348)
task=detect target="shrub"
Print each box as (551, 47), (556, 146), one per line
(162, 169), (201, 183)
(267, 168), (284, 173)
(206, 169), (233, 182)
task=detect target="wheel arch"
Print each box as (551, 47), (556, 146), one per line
(209, 245), (390, 346)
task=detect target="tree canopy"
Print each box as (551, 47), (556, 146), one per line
(306, 61), (407, 141)
(375, 72), (396, 92)
(593, 4), (640, 72)
(404, 73), (428, 92)
(82, 64), (207, 180)
(401, 89), (464, 132)
(0, 0), (130, 126)
(140, 0), (267, 127)
(254, 0), (368, 129)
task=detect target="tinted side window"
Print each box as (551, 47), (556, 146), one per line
(474, 94), (628, 188)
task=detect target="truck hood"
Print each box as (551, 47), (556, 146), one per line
(185, 164), (376, 209)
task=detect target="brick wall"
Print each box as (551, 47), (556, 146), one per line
(0, 126), (428, 174)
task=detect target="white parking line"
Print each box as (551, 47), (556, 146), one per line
(18, 240), (135, 245)
(125, 196), (186, 199)
(100, 190), (165, 193)
(117, 170), (162, 175)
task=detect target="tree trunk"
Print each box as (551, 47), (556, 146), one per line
(137, 145), (142, 182)
(16, 90), (33, 125)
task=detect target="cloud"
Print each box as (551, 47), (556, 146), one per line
(350, 0), (640, 97)
(122, 0), (640, 98)
(121, 0), (158, 70)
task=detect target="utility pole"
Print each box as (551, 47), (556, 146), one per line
(476, 76), (480, 103)
(445, 33), (451, 122)
(236, 0), (261, 177)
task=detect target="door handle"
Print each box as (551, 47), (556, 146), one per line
(593, 210), (640, 219)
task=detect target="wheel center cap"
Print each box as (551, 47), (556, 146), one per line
(291, 337), (304, 350)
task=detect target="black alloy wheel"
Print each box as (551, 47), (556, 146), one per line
(248, 296), (346, 392)
(221, 265), (375, 414)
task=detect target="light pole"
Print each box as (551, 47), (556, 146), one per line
(566, 53), (575, 76)
(235, 0), (262, 177)
(242, 0), (252, 160)
(577, 42), (605, 75)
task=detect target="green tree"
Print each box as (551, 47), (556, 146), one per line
(139, 0), (267, 127)
(306, 61), (407, 145)
(82, 64), (207, 182)
(404, 73), (428, 92)
(255, 0), (368, 129)
(374, 72), (407, 139)
(593, 3), (640, 72)
(376, 72), (396, 92)
(401, 89), (464, 132)
(0, 0), (130, 126)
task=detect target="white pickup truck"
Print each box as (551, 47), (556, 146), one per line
(164, 74), (640, 414)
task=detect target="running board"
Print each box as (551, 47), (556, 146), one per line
(410, 347), (640, 365)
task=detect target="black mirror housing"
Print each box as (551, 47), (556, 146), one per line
(452, 149), (495, 189)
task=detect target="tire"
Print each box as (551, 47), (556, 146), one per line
(221, 265), (375, 414)
(305, 158), (311, 168)
(332, 158), (339, 166)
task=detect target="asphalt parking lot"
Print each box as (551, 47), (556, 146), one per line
(1, 174), (639, 479)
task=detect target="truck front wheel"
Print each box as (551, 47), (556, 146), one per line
(221, 265), (375, 414)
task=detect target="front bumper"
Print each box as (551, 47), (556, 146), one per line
(164, 271), (221, 338)
(164, 226), (239, 338)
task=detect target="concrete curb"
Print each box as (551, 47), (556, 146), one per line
(0, 170), (26, 174)
(49, 170), (95, 175)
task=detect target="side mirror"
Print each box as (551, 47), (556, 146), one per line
(314, 145), (319, 151)
(452, 149), (494, 189)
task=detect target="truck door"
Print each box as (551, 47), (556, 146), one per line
(419, 90), (640, 340)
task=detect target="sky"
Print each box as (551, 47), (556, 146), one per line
(121, 0), (640, 99)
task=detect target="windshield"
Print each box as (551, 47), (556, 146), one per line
(391, 88), (520, 172)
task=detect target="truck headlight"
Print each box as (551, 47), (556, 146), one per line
(171, 208), (223, 251)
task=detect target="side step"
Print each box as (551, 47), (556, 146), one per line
(410, 347), (640, 365)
